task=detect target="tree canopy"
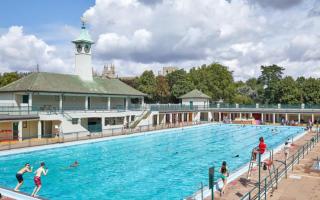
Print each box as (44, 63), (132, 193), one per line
(1, 64), (320, 105)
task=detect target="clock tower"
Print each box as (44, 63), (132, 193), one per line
(72, 19), (94, 81)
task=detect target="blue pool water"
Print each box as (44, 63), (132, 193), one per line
(0, 124), (304, 199)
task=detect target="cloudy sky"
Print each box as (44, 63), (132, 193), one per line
(0, 0), (319, 80)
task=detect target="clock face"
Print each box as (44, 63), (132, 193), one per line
(84, 44), (90, 53)
(77, 44), (82, 53)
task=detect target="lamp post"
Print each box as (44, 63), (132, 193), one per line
(258, 152), (261, 200)
(209, 166), (215, 200)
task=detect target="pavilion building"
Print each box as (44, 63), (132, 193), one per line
(0, 22), (147, 141)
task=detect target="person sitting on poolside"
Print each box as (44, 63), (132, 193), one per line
(220, 161), (229, 196)
(252, 137), (267, 161)
(70, 161), (79, 168)
(14, 163), (33, 191)
(31, 162), (48, 197)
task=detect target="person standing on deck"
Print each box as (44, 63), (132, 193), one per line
(252, 137), (267, 161)
(220, 161), (229, 196)
(283, 142), (290, 160)
(31, 162), (48, 197)
(14, 163), (32, 191)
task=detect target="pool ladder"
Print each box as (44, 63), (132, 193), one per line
(247, 148), (256, 179)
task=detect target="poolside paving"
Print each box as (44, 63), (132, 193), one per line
(269, 141), (320, 200)
(0, 196), (15, 200)
(205, 130), (319, 200)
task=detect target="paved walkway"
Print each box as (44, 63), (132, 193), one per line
(205, 131), (319, 200)
(269, 141), (320, 200)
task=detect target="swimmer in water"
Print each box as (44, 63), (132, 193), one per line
(70, 161), (79, 168)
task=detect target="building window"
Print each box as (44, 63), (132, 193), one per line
(105, 117), (124, 126)
(72, 118), (79, 125)
(23, 121), (27, 128)
(22, 95), (29, 104)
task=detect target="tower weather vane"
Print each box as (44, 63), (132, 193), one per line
(80, 17), (88, 27)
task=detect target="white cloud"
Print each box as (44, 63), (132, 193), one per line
(82, 0), (320, 80)
(1, 0), (320, 81)
(0, 26), (71, 73)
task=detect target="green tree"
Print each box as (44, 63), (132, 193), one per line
(276, 76), (301, 104)
(155, 76), (170, 103)
(258, 65), (285, 104)
(236, 85), (255, 103)
(188, 63), (236, 102)
(171, 79), (195, 100)
(300, 78), (320, 104)
(166, 69), (188, 90)
(134, 70), (157, 102)
(245, 78), (263, 102)
(0, 72), (26, 87)
(233, 94), (254, 104)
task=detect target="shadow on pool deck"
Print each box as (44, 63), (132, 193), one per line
(205, 131), (319, 200)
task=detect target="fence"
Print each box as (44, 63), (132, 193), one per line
(0, 121), (208, 151)
(241, 131), (320, 200)
(185, 131), (319, 200)
(150, 103), (320, 112)
(0, 104), (145, 115)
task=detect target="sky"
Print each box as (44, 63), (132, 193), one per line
(0, 0), (320, 80)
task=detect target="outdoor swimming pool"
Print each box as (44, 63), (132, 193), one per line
(0, 124), (304, 199)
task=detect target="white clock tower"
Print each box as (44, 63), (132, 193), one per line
(72, 19), (94, 81)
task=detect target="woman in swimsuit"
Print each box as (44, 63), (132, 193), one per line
(14, 163), (32, 191)
(220, 161), (229, 196)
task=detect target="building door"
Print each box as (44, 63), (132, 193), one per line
(88, 118), (102, 133)
(153, 115), (158, 126)
(188, 113), (193, 122)
(190, 101), (193, 107)
(12, 122), (19, 140)
(88, 97), (91, 110)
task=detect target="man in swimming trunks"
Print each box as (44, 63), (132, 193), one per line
(31, 162), (48, 197)
(14, 163), (32, 191)
(252, 137), (267, 161)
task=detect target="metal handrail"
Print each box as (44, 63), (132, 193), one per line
(241, 131), (320, 200)
(0, 121), (209, 151)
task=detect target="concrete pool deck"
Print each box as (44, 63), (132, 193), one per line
(205, 130), (319, 200)
(269, 139), (320, 200)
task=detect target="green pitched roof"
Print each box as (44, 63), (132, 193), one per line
(179, 89), (211, 99)
(0, 72), (146, 97)
(72, 26), (94, 44)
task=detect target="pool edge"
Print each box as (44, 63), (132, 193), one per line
(193, 129), (308, 200)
